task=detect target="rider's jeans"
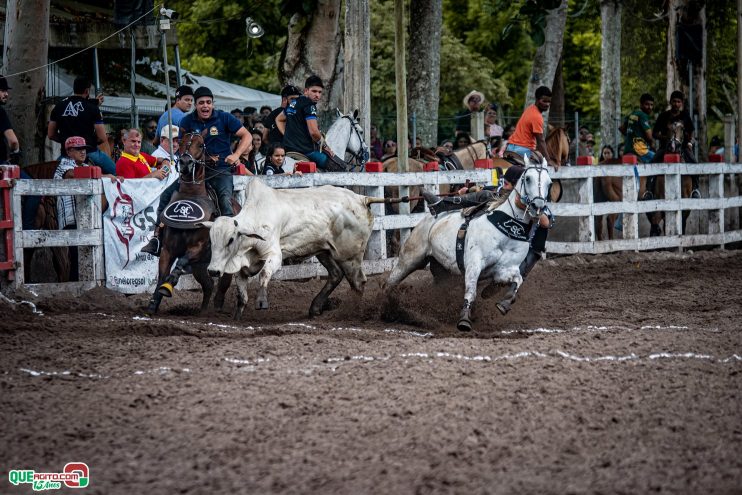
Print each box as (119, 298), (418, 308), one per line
(306, 151), (329, 170)
(207, 171), (235, 216)
(505, 143), (533, 158)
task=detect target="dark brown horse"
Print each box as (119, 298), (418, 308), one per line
(146, 133), (239, 314)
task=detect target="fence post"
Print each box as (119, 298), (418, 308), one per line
(707, 167), (725, 248)
(74, 170), (104, 284)
(364, 162), (386, 261)
(663, 158), (683, 240)
(621, 156), (639, 242)
(470, 111), (484, 141)
(576, 172), (595, 246)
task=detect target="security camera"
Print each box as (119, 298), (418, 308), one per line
(160, 8), (179, 20)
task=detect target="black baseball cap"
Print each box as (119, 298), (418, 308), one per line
(0, 76), (11, 91)
(280, 84), (302, 98)
(175, 85), (193, 99)
(193, 86), (214, 101)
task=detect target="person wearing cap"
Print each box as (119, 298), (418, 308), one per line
(454, 90), (485, 136)
(178, 87), (251, 215)
(652, 90), (700, 198)
(115, 128), (168, 180)
(155, 85), (194, 143)
(151, 125), (180, 165)
(48, 76), (115, 175)
(264, 84), (302, 145)
(278, 75), (336, 170)
(54, 136), (121, 280)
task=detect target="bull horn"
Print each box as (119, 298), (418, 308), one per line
(199, 220), (214, 229)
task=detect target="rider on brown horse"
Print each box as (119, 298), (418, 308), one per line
(142, 86), (252, 256)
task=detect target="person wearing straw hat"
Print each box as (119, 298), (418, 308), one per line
(454, 89), (485, 136)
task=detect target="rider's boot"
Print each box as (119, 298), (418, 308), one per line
(691, 176), (701, 199)
(141, 222), (164, 256)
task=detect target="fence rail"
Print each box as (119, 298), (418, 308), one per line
(4, 163), (742, 295)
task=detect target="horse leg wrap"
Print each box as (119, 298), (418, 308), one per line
(457, 299), (473, 332)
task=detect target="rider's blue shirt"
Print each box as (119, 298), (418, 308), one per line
(179, 110), (243, 169)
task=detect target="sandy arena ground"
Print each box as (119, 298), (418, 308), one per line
(1, 249), (741, 494)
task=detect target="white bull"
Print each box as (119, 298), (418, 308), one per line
(204, 178), (386, 319)
(384, 155), (552, 331)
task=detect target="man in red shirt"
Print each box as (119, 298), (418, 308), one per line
(505, 86), (557, 170)
(115, 128), (168, 180)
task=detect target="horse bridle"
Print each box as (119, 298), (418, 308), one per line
(512, 165), (550, 220)
(179, 133), (207, 184)
(342, 115), (370, 169)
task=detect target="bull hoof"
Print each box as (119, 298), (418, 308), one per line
(308, 306), (322, 318)
(457, 317), (472, 332)
(496, 300), (512, 315)
(145, 301), (158, 315)
(255, 299), (269, 310)
(158, 282), (174, 298)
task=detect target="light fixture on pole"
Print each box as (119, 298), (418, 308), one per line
(245, 17), (264, 38)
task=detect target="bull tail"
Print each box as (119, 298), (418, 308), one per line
(364, 196), (412, 206)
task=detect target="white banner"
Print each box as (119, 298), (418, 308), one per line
(103, 175), (177, 294)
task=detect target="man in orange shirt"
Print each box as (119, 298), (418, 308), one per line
(115, 128), (169, 180)
(505, 86), (557, 170)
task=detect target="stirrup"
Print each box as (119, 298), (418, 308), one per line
(642, 190), (654, 201)
(691, 188), (701, 199)
(141, 237), (161, 256)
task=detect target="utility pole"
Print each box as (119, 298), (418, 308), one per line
(343, 0), (370, 137)
(394, 0), (408, 172)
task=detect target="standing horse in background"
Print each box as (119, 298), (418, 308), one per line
(283, 109), (369, 172)
(638, 121), (693, 236)
(594, 158), (623, 240)
(146, 133), (239, 314)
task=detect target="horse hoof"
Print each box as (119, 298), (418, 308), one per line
(496, 300), (511, 315)
(158, 282), (174, 298)
(457, 318), (472, 332)
(255, 299), (269, 310)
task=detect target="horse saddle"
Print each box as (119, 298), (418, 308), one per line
(162, 193), (215, 230)
(502, 150), (526, 167)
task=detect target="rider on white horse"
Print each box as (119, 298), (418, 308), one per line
(278, 75), (337, 171)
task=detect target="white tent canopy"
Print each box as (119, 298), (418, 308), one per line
(48, 68), (281, 117)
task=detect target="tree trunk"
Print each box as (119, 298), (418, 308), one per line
(280, 0), (343, 119)
(343, 0), (371, 135)
(550, 56), (565, 127)
(524, 0), (569, 110)
(407, 0), (442, 148)
(2, 0), (51, 165)
(600, 0), (622, 152)
(666, 0), (707, 158)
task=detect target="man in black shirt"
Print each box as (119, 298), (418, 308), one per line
(279, 75), (334, 170)
(0, 76), (20, 164)
(653, 90), (700, 198)
(47, 76), (114, 174)
(263, 84), (302, 145)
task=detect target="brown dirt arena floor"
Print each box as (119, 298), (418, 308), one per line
(1, 249), (741, 494)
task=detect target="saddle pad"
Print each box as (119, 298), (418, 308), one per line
(487, 210), (531, 242)
(162, 197), (213, 230)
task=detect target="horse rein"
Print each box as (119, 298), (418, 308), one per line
(179, 133), (208, 184)
(342, 115), (370, 169)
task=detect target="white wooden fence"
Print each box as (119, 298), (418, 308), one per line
(6, 163), (742, 295)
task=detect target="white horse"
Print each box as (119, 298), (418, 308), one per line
(284, 109), (370, 172)
(384, 154), (552, 332)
